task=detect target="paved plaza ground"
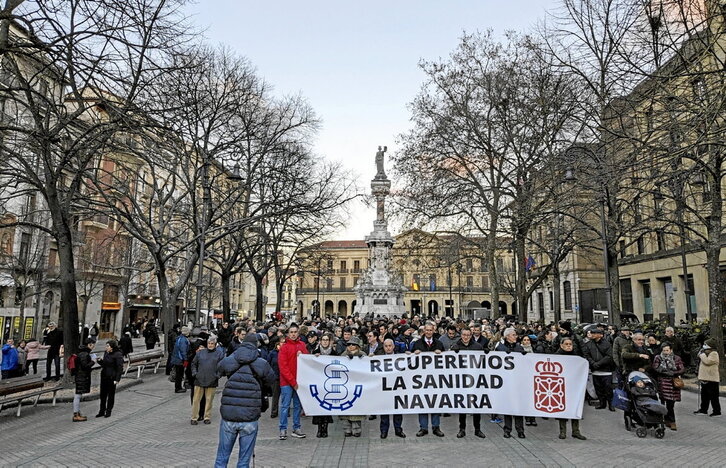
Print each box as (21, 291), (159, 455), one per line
(1, 370), (725, 468)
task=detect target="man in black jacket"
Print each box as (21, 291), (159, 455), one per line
(582, 328), (615, 410)
(43, 322), (63, 381)
(215, 334), (275, 468)
(411, 322), (445, 437)
(495, 328), (526, 439)
(451, 328), (486, 439)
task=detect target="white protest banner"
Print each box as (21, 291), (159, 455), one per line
(297, 351), (588, 418)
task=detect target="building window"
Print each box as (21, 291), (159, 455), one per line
(548, 291), (553, 312)
(619, 240), (626, 258)
(326, 259), (333, 271)
(466, 258), (473, 271)
(313, 277), (319, 290)
(466, 276), (473, 289)
(637, 236), (645, 255)
(620, 279), (634, 312)
(481, 275), (489, 289)
(496, 258), (504, 272)
(19, 232), (31, 263)
(326, 278), (333, 291)
(353, 260), (360, 272)
(563, 281), (572, 310)
(340, 277), (346, 289)
(340, 260), (346, 272)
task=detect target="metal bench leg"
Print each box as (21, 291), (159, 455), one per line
(153, 362), (161, 374)
(137, 365), (143, 379)
(16, 399), (23, 417)
(52, 390), (58, 406)
(33, 394), (41, 407)
(123, 362), (130, 377)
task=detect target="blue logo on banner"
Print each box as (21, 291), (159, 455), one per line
(309, 359), (363, 411)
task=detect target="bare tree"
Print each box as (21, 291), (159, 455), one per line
(0, 0), (188, 374)
(395, 31), (584, 320)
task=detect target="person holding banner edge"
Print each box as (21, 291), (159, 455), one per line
(278, 324), (309, 440)
(380, 338), (406, 439)
(411, 322), (446, 437)
(555, 337), (587, 440)
(495, 328), (527, 438)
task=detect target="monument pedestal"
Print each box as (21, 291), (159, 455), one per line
(353, 147), (406, 318)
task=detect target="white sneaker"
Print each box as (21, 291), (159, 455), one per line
(290, 429), (306, 438)
(279, 430), (287, 440)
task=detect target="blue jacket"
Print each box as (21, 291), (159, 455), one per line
(192, 346), (225, 387)
(170, 335), (190, 365)
(2, 344), (18, 371)
(217, 342), (275, 422)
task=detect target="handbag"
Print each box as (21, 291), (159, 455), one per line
(611, 387), (630, 411)
(673, 376), (685, 389)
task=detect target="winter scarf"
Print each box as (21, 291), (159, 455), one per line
(655, 352), (677, 372)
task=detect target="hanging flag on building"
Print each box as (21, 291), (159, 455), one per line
(412, 274), (420, 291)
(525, 255), (537, 272)
(430, 275), (436, 292)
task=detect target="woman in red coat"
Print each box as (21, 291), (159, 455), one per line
(652, 343), (685, 430)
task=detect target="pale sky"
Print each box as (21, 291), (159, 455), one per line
(186, 0), (558, 239)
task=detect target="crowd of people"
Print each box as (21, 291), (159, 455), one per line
(161, 313), (722, 467)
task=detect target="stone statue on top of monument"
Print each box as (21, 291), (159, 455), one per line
(375, 145), (387, 179)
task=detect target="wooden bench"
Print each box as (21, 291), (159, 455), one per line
(123, 349), (164, 379)
(0, 376), (62, 417)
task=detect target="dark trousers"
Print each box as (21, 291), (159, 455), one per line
(503, 415), (523, 433)
(99, 378), (117, 413)
(700, 381), (722, 415)
(665, 400), (676, 423)
(45, 354), (61, 379)
(458, 413), (481, 431)
(380, 414), (403, 433)
(593, 373), (613, 403)
(146, 343), (155, 350)
(270, 379), (280, 416)
(174, 364), (185, 391)
(26, 359), (38, 374)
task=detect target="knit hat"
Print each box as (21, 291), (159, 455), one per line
(558, 321), (572, 332)
(243, 333), (259, 346)
(704, 338), (718, 349)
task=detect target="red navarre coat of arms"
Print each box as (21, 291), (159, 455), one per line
(533, 359), (566, 413)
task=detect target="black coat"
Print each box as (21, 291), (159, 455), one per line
(99, 350), (124, 382)
(119, 335), (133, 356)
(410, 337), (445, 353)
(45, 328), (63, 355)
(582, 338), (615, 372)
(495, 340), (525, 354)
(217, 326), (234, 348)
(450, 339), (484, 351)
(74, 346), (94, 394)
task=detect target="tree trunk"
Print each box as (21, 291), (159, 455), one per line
(515, 231), (528, 322)
(221, 272), (231, 323)
(156, 273), (177, 334)
(552, 262), (561, 324)
(488, 205), (500, 319)
(705, 175), (725, 382)
(55, 227), (80, 385)
(254, 275), (265, 323)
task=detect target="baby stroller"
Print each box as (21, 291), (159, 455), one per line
(623, 371), (667, 438)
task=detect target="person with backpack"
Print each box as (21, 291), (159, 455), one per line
(143, 322), (160, 350)
(72, 338), (96, 422)
(214, 333), (275, 468)
(96, 340), (124, 418)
